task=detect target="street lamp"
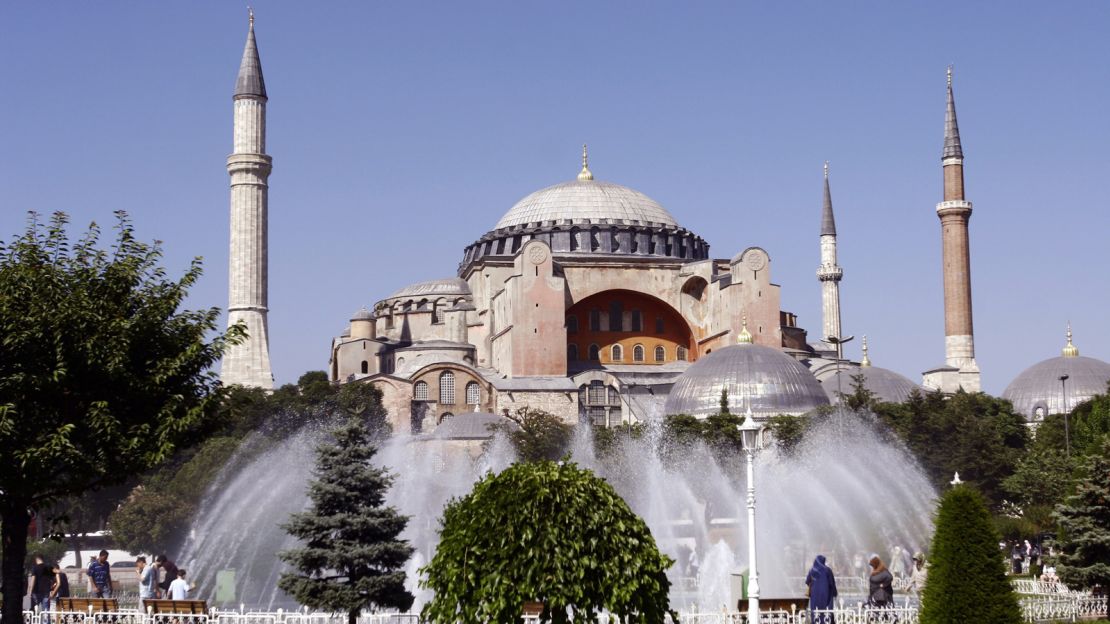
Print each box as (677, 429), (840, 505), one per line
(825, 335), (855, 406)
(738, 407), (763, 622)
(1059, 374), (1070, 458)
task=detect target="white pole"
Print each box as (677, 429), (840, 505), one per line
(746, 448), (760, 622)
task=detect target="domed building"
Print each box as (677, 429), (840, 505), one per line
(819, 337), (923, 405)
(664, 323), (830, 419)
(329, 147), (822, 433)
(1002, 325), (1110, 422)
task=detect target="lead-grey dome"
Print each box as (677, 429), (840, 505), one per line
(495, 179), (680, 229)
(1002, 355), (1110, 421)
(388, 277), (471, 299)
(822, 366), (922, 404)
(664, 343), (830, 418)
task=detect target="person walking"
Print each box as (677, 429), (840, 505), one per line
(1010, 543), (1024, 574)
(87, 550), (113, 599)
(136, 556), (158, 613)
(29, 555), (54, 613)
(867, 554), (894, 608)
(907, 552), (928, 597)
(805, 554), (838, 624)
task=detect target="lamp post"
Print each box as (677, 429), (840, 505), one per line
(1059, 374), (1070, 458)
(825, 335), (855, 406)
(738, 408), (763, 622)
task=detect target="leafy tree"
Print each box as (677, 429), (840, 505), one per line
(420, 461), (675, 624)
(767, 414), (811, 454)
(590, 421), (647, 458)
(279, 413), (413, 624)
(1002, 447), (1077, 514)
(1053, 441), (1110, 613)
(920, 484), (1022, 624)
(873, 390), (1028, 509)
(719, 388), (730, 414)
(0, 212), (238, 624)
(488, 407), (573, 462)
(842, 371), (879, 412)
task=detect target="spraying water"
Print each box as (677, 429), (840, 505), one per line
(181, 409), (935, 611)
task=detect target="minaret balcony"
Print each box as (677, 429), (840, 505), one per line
(935, 200), (972, 216)
(816, 265), (843, 281)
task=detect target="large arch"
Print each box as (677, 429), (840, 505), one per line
(565, 289), (696, 367)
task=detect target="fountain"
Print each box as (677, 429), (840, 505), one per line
(180, 408), (936, 612)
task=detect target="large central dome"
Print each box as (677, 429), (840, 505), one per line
(494, 179), (680, 229)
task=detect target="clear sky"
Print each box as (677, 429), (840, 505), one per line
(2, 2), (1108, 394)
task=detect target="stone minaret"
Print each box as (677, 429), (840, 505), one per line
(816, 161), (843, 343)
(933, 67), (980, 392)
(221, 10), (273, 389)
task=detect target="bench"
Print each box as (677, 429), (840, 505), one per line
(56, 598), (120, 612)
(143, 599), (209, 614)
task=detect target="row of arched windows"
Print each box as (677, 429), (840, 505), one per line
(571, 309), (656, 333)
(413, 372), (481, 405)
(567, 344), (687, 362)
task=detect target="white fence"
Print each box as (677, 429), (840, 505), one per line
(20, 596), (1106, 624)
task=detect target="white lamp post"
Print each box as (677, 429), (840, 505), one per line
(738, 407), (762, 622)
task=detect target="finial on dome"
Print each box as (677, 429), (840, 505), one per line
(577, 143), (593, 181)
(737, 313), (753, 344)
(860, 335), (872, 367)
(1062, 321), (1079, 358)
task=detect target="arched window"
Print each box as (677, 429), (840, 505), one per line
(439, 371), (455, 404)
(396, 357), (405, 368)
(589, 310), (601, 331)
(609, 301), (624, 331)
(633, 344), (645, 362)
(676, 346), (688, 361)
(567, 344), (579, 361)
(466, 382), (480, 405)
(654, 345), (666, 362)
(588, 344), (600, 361)
(360, 361), (368, 374)
(612, 344), (623, 362)
(414, 381), (429, 401)
(567, 315), (579, 333)
(440, 412), (454, 423)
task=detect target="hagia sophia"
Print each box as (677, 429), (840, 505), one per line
(218, 17), (1110, 435)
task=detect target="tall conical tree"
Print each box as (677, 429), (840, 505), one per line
(920, 484), (1021, 624)
(278, 415), (413, 624)
(1053, 440), (1110, 615)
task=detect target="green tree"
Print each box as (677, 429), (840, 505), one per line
(1053, 441), (1110, 613)
(278, 414), (413, 624)
(767, 414), (810, 454)
(719, 388), (730, 414)
(920, 484), (1022, 624)
(420, 461), (675, 624)
(489, 407), (573, 462)
(843, 371), (878, 412)
(0, 212), (237, 624)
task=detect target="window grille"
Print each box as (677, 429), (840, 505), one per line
(465, 382), (480, 405)
(439, 371), (455, 404)
(633, 344), (645, 362)
(589, 310), (601, 331)
(414, 381), (429, 401)
(677, 346), (688, 361)
(655, 345), (666, 362)
(612, 344), (623, 362)
(588, 382), (606, 405)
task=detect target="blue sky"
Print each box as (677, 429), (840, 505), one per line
(2, 2), (1108, 394)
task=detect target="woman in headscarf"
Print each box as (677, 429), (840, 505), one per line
(868, 554), (894, 608)
(805, 554), (838, 624)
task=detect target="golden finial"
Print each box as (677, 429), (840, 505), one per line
(1062, 321), (1079, 358)
(824, 161), (829, 180)
(860, 335), (872, 367)
(248, 6), (255, 27)
(947, 65), (953, 88)
(577, 143), (593, 181)
(737, 313), (753, 344)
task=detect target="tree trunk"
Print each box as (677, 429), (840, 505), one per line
(347, 608), (357, 624)
(1, 503), (32, 624)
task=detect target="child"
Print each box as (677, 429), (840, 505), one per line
(168, 569), (191, 600)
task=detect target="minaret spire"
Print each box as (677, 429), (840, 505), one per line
(817, 161), (843, 344)
(925, 66), (980, 393)
(222, 12), (274, 389)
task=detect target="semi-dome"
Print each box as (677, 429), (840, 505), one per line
(494, 180), (679, 230)
(1002, 326), (1110, 421)
(664, 339), (830, 419)
(388, 277), (471, 300)
(822, 366), (922, 404)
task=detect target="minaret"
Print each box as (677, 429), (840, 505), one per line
(221, 9), (273, 389)
(935, 66), (980, 391)
(816, 161), (843, 343)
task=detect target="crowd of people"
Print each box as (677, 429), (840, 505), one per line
(26, 550), (194, 613)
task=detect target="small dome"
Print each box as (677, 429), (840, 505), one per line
(1002, 355), (1110, 421)
(431, 412), (520, 440)
(664, 343), (830, 418)
(822, 365), (922, 404)
(388, 277), (471, 299)
(350, 308), (373, 321)
(494, 179), (679, 230)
